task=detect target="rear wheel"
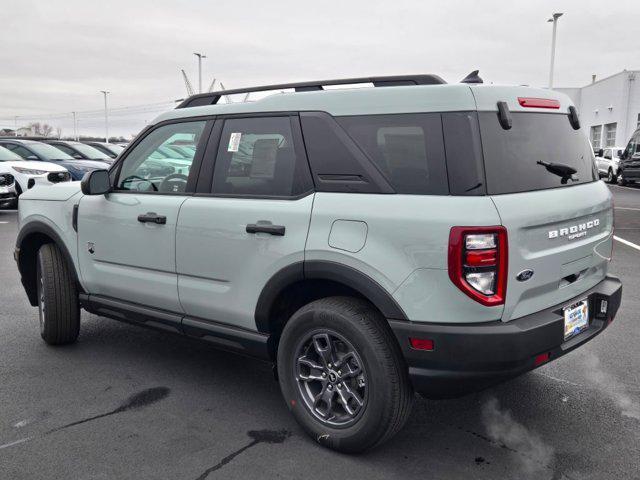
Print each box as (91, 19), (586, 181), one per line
(36, 243), (80, 345)
(277, 296), (413, 453)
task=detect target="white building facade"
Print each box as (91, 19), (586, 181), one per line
(556, 70), (639, 150)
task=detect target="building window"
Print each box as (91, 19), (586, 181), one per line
(637, 113), (640, 129)
(604, 123), (617, 147)
(590, 125), (602, 148)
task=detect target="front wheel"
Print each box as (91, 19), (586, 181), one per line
(607, 168), (617, 184)
(36, 243), (80, 345)
(277, 297), (413, 453)
(618, 170), (628, 186)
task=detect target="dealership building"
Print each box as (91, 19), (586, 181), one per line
(556, 70), (639, 150)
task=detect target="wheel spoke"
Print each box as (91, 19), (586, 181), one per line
(296, 355), (325, 382)
(335, 352), (361, 378)
(337, 383), (364, 417)
(313, 384), (335, 418)
(312, 333), (334, 366)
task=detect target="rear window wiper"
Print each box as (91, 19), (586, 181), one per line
(536, 160), (578, 184)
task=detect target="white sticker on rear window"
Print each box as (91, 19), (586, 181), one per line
(228, 132), (242, 152)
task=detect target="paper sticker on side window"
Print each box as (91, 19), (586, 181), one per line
(228, 132), (242, 152)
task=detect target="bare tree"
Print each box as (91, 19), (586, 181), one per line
(27, 122), (55, 137)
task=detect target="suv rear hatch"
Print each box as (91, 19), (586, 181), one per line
(472, 87), (614, 322)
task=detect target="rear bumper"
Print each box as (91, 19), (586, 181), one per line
(389, 275), (622, 398)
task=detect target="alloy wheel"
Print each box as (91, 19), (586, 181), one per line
(294, 330), (367, 427)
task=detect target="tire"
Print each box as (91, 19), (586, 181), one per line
(607, 168), (617, 184)
(618, 170), (627, 185)
(36, 243), (80, 345)
(277, 296), (413, 453)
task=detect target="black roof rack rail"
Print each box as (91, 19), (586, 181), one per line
(175, 74), (447, 109)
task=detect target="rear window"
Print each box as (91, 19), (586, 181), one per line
(337, 114), (448, 195)
(479, 112), (596, 195)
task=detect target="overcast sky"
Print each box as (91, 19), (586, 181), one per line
(1, 0), (638, 137)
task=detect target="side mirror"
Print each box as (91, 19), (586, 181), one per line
(598, 149), (604, 157)
(81, 169), (111, 195)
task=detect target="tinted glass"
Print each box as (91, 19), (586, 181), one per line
(27, 143), (73, 160)
(52, 144), (79, 157)
(3, 144), (39, 159)
(106, 144), (124, 155)
(72, 143), (111, 159)
(0, 145), (24, 161)
(479, 112), (596, 194)
(441, 112), (486, 195)
(212, 116), (312, 197)
(337, 114), (448, 195)
(117, 121), (205, 193)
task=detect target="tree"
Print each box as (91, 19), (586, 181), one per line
(27, 122), (55, 137)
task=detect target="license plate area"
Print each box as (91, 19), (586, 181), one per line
(563, 299), (589, 340)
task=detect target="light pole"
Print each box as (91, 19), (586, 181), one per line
(547, 12), (563, 89)
(193, 52), (206, 93)
(72, 111), (78, 141)
(100, 90), (110, 143)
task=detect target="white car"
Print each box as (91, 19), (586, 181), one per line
(0, 145), (71, 196)
(0, 170), (17, 209)
(595, 146), (624, 183)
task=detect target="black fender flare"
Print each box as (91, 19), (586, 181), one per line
(254, 260), (408, 333)
(15, 221), (82, 306)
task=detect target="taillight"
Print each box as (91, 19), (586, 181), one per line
(448, 226), (508, 306)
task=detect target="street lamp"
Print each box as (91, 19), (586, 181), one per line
(194, 52), (207, 93)
(100, 90), (110, 143)
(547, 12), (564, 89)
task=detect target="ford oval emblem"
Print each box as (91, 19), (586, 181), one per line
(516, 269), (534, 282)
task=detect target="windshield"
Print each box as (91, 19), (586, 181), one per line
(28, 143), (74, 160)
(71, 143), (111, 159)
(479, 112), (596, 195)
(0, 146), (23, 161)
(105, 144), (124, 155)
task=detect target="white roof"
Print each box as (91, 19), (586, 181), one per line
(153, 83), (575, 125)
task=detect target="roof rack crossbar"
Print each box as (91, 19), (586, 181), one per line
(176, 74), (447, 109)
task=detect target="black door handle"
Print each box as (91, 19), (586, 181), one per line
(138, 212), (167, 224)
(246, 223), (285, 236)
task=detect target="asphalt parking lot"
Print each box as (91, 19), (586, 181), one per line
(0, 184), (638, 480)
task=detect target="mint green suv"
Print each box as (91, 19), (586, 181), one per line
(15, 74), (622, 452)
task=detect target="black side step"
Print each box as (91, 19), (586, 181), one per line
(79, 294), (270, 360)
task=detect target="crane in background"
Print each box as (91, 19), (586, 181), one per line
(181, 70), (194, 97)
(178, 70), (236, 104)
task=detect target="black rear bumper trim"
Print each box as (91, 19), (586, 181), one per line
(389, 275), (622, 398)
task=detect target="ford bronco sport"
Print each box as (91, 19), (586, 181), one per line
(15, 73), (622, 452)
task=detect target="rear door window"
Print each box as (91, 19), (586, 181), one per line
(212, 116), (312, 197)
(336, 114), (448, 195)
(479, 112), (596, 194)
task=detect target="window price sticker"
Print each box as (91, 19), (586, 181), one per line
(228, 132), (242, 152)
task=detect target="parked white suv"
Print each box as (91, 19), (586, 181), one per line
(0, 145), (71, 198)
(595, 146), (624, 183)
